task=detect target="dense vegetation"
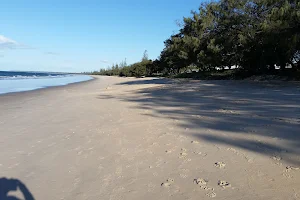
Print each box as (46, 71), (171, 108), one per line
(92, 51), (154, 78)
(93, 0), (300, 79)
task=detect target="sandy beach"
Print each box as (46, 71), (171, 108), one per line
(0, 76), (300, 200)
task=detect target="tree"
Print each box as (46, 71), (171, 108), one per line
(158, 0), (300, 76)
(142, 50), (149, 61)
(95, 0), (300, 78)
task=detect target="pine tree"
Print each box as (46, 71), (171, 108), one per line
(142, 50), (149, 61)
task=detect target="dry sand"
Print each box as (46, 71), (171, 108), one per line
(0, 76), (300, 200)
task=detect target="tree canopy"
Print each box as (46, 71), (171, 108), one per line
(93, 0), (300, 78)
(156, 0), (300, 76)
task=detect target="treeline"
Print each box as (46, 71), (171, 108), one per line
(92, 51), (156, 77)
(94, 0), (300, 78)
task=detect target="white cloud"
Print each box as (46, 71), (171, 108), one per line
(44, 51), (60, 56)
(100, 60), (109, 63)
(0, 35), (30, 49)
(0, 35), (19, 49)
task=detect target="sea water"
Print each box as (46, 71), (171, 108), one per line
(0, 71), (93, 95)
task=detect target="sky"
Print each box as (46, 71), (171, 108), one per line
(0, 0), (202, 72)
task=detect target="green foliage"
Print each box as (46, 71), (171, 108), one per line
(92, 53), (153, 78)
(93, 0), (299, 79)
(158, 0), (300, 76)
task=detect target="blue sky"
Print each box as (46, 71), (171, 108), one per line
(0, 0), (202, 72)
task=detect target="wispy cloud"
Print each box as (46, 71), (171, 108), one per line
(100, 60), (109, 63)
(0, 35), (32, 49)
(44, 51), (60, 56)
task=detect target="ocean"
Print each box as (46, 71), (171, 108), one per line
(0, 71), (93, 95)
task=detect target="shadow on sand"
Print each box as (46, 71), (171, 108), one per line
(116, 78), (172, 85)
(98, 78), (300, 165)
(0, 178), (35, 200)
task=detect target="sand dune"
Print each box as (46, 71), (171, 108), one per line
(0, 76), (299, 200)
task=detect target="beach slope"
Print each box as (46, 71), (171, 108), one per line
(0, 76), (299, 200)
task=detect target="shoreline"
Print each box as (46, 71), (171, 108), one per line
(0, 75), (96, 98)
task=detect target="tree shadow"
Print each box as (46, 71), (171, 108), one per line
(0, 177), (35, 200)
(98, 79), (300, 165)
(116, 78), (173, 85)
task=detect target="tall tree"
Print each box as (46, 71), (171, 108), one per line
(142, 50), (149, 61)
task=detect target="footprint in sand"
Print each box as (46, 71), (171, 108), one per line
(272, 156), (282, 161)
(194, 178), (214, 191)
(127, 157), (135, 161)
(283, 173), (293, 178)
(115, 166), (122, 175)
(194, 178), (208, 186)
(193, 151), (208, 157)
(147, 182), (156, 192)
(180, 174), (188, 179)
(206, 192), (217, 198)
(179, 152), (188, 158)
(179, 148), (188, 158)
(161, 178), (175, 187)
(218, 180), (231, 188)
(286, 166), (299, 170)
(165, 150), (172, 154)
(285, 166), (300, 172)
(193, 151), (202, 155)
(215, 162), (226, 169)
(191, 140), (199, 144)
(151, 142), (159, 147)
